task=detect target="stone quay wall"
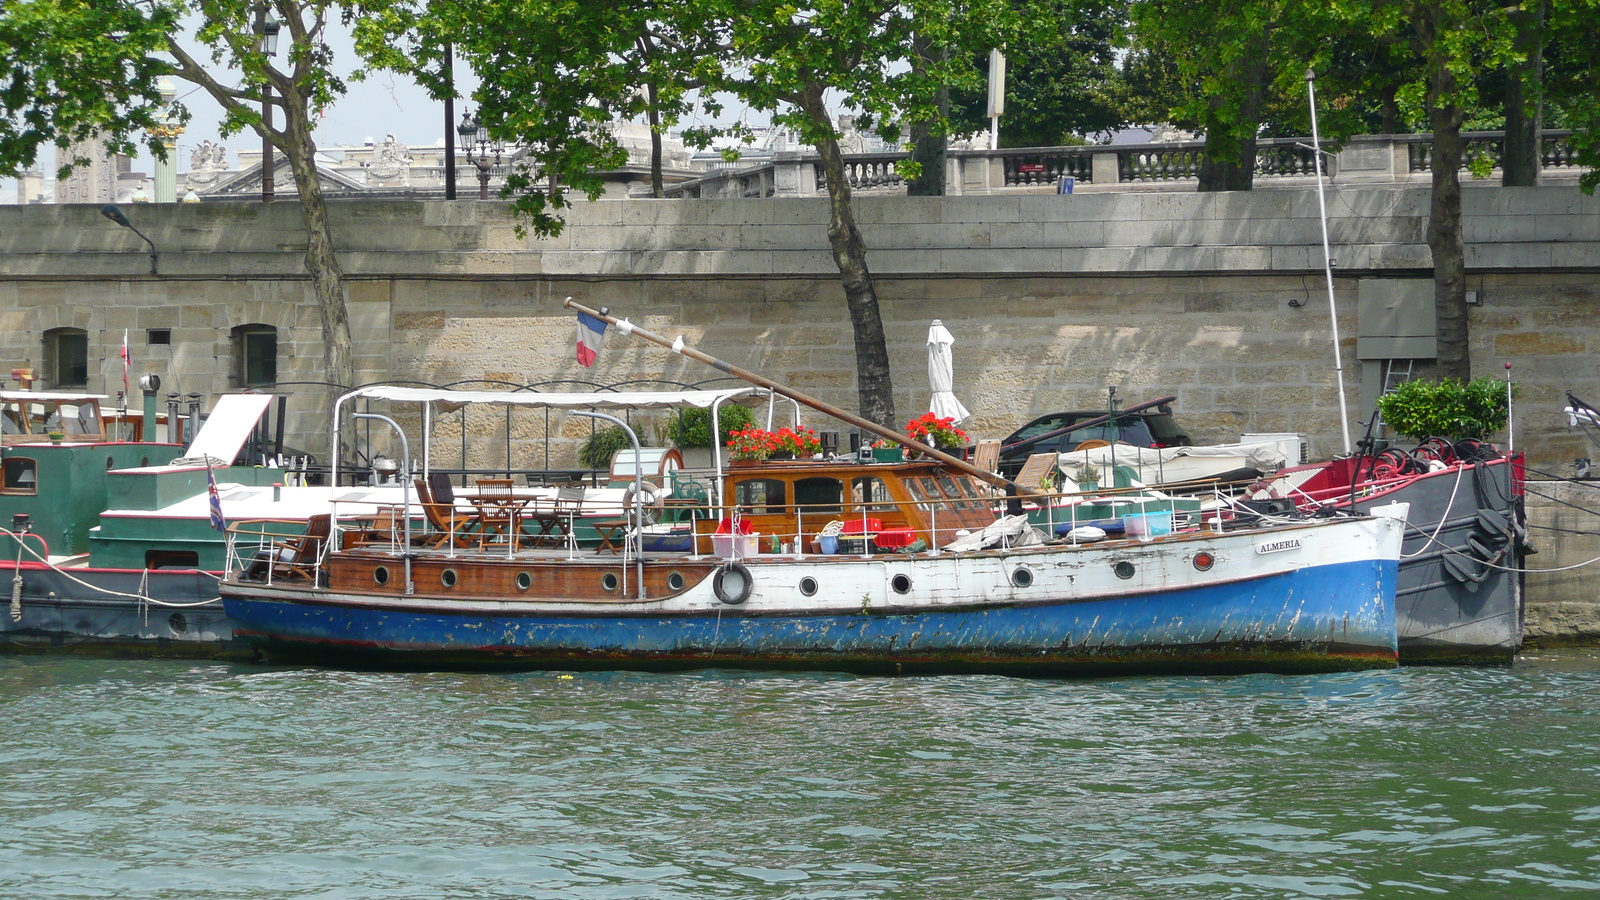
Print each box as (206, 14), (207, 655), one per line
(4, 184), (1600, 641)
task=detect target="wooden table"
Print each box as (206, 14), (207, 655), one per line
(591, 519), (631, 555)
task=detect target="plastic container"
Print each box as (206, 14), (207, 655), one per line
(711, 532), (761, 558)
(818, 535), (840, 554)
(1121, 510), (1173, 539)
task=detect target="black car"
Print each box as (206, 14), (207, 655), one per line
(992, 404), (1193, 479)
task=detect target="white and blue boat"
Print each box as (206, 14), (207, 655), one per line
(219, 384), (1408, 676)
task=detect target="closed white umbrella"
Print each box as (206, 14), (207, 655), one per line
(927, 319), (970, 425)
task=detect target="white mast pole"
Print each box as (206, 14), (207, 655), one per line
(1307, 68), (1353, 456)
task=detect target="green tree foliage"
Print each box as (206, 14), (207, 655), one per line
(949, 0), (1127, 148)
(0, 0), (179, 175)
(1545, 0), (1600, 193)
(2, 1), (363, 405)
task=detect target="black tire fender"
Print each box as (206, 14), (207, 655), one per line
(712, 562), (753, 605)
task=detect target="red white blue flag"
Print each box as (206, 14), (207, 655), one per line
(575, 311), (607, 368)
(206, 463), (226, 533)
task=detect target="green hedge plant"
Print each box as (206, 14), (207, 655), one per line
(1375, 377), (1515, 443)
(666, 405), (756, 449)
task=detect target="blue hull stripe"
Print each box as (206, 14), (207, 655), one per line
(225, 559), (1398, 672)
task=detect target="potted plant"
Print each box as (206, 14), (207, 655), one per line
(869, 438), (902, 463)
(1375, 376), (1515, 443)
(905, 413), (969, 452)
(667, 405), (756, 467)
(47, 430), (64, 445)
(577, 425), (638, 470)
(770, 426), (823, 459)
(726, 427), (778, 464)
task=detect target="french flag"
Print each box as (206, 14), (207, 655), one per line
(575, 311), (607, 368)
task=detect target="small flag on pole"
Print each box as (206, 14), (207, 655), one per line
(206, 462), (226, 533)
(119, 329), (130, 397)
(575, 311), (608, 368)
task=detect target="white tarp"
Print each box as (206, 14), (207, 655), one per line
(185, 394), (275, 464)
(343, 385), (771, 411)
(926, 320), (971, 425)
(1057, 441), (1289, 486)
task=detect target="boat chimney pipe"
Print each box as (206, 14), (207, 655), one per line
(166, 392), (182, 443)
(139, 375), (161, 443)
(186, 393), (202, 447)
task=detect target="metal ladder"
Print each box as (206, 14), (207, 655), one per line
(1374, 359), (1415, 436)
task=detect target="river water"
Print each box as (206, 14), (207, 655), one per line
(4, 651), (1599, 899)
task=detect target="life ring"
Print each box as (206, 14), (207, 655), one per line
(712, 562), (753, 605)
(622, 480), (664, 525)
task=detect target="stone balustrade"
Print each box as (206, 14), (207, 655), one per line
(669, 130), (1585, 199)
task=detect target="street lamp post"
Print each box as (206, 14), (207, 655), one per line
(102, 205), (158, 276)
(457, 110), (502, 200)
(254, 6), (281, 203)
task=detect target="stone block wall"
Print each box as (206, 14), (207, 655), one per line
(1, 184), (1597, 474)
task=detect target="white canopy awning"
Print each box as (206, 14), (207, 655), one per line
(341, 385), (772, 411)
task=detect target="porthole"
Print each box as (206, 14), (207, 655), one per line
(516, 571), (532, 591)
(601, 572), (619, 592)
(799, 576), (818, 597)
(140, 456), (149, 467)
(891, 573), (912, 594)
(106, 456), (115, 470)
(667, 572), (686, 592)
(168, 612), (188, 635)
(1113, 560), (1136, 580)
(1192, 551), (1215, 572)
(1011, 567), (1034, 588)
(441, 568), (458, 587)
(374, 566), (390, 585)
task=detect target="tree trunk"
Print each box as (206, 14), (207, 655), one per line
(1419, 6), (1470, 380)
(646, 81), (665, 198)
(906, 37), (946, 196)
(279, 90), (356, 415)
(1503, 0), (1544, 187)
(906, 102), (947, 196)
(797, 83), (896, 428)
(1197, 27), (1270, 192)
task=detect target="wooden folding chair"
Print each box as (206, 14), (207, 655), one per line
(1014, 453), (1060, 494)
(415, 475), (476, 548)
(271, 514), (332, 582)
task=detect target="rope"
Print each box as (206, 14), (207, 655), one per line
(0, 527), (223, 607)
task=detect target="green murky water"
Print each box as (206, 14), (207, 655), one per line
(3, 651), (1599, 899)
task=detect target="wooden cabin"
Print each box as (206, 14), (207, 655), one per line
(693, 459), (998, 554)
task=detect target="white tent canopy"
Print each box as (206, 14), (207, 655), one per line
(341, 385), (773, 411)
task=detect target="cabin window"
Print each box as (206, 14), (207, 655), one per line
(2, 457), (38, 494)
(734, 478), (787, 515)
(1, 404), (24, 436)
(145, 550), (200, 569)
(51, 401), (101, 436)
(851, 476), (898, 515)
(44, 327), (89, 387)
(232, 324), (278, 387)
(937, 474), (975, 510)
(794, 477), (843, 516)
